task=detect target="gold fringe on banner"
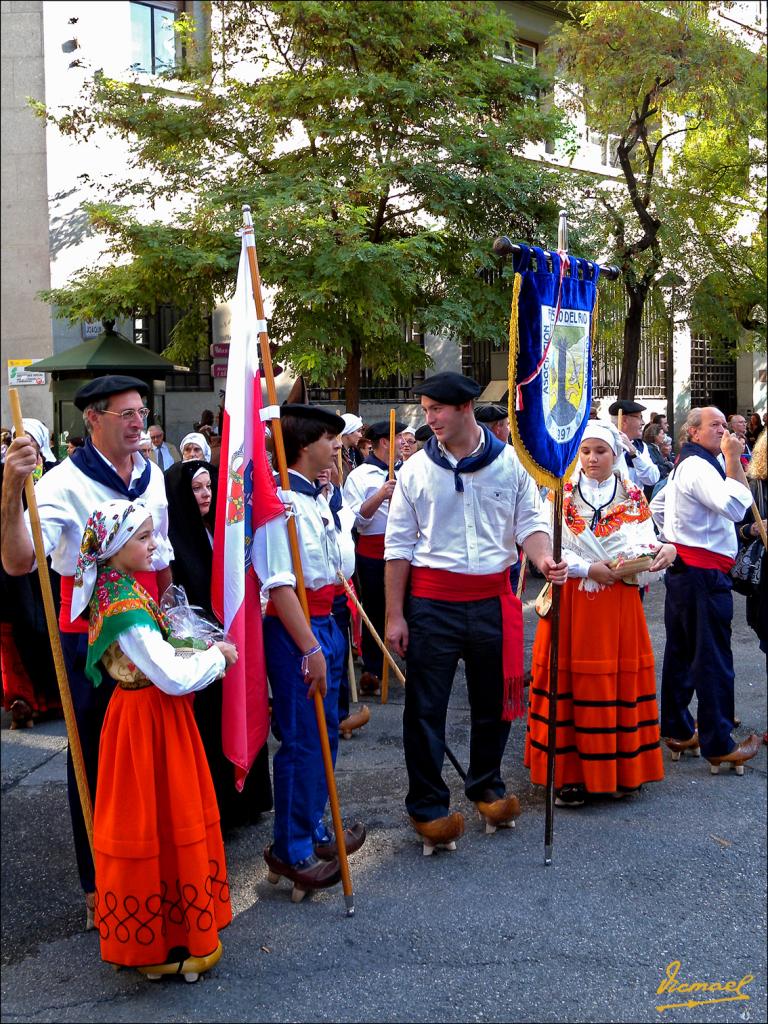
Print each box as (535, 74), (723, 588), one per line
(506, 272), (564, 492)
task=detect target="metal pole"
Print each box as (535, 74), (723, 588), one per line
(544, 210), (570, 866)
(493, 235), (620, 281)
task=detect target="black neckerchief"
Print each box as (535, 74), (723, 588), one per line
(422, 426), (506, 493)
(70, 438), (152, 500)
(364, 452), (401, 473)
(577, 476), (619, 532)
(279, 470), (324, 499)
(327, 483), (343, 531)
(624, 438), (644, 468)
(673, 442), (726, 480)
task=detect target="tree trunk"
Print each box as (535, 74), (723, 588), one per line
(345, 339), (362, 414)
(617, 285), (647, 400)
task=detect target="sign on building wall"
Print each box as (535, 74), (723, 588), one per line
(7, 360), (46, 386)
(81, 320), (103, 339)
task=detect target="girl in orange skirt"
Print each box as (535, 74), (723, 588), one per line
(525, 422), (676, 807)
(71, 499), (237, 981)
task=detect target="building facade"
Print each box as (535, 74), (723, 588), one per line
(2, 0), (765, 445)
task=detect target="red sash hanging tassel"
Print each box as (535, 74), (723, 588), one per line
(410, 567), (525, 722)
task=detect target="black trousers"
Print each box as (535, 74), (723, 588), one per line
(404, 595), (511, 821)
(60, 631), (115, 893)
(331, 590), (351, 721)
(355, 554), (386, 678)
(660, 561), (736, 758)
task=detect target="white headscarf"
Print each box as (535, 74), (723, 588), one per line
(71, 500), (151, 620)
(13, 419), (56, 464)
(341, 414), (364, 436)
(579, 421), (624, 468)
(180, 432), (211, 462)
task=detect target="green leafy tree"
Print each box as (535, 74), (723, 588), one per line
(545, 0), (766, 398)
(38, 0), (570, 411)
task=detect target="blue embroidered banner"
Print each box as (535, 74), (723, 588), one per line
(507, 244), (600, 489)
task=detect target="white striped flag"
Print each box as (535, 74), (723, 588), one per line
(211, 227), (284, 789)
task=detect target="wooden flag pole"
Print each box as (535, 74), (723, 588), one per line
(347, 630), (358, 704)
(9, 389), (94, 859)
(380, 409), (396, 704)
(516, 554), (528, 601)
(334, 410), (357, 702)
(543, 210), (569, 867)
(751, 501), (768, 550)
(241, 206), (354, 916)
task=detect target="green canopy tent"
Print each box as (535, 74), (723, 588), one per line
(30, 321), (180, 455)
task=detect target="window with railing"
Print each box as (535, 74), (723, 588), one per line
(134, 305), (213, 392)
(307, 324), (426, 404)
(130, 0), (181, 74)
(591, 278), (667, 399)
(689, 335), (737, 412)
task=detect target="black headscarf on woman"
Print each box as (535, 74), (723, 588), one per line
(164, 458), (218, 619)
(163, 457), (273, 826)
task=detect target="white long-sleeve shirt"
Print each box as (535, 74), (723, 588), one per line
(116, 626), (225, 695)
(385, 445), (548, 574)
(251, 473), (344, 593)
(343, 462), (393, 535)
(650, 453), (751, 559)
(617, 440), (660, 487)
(24, 451), (173, 575)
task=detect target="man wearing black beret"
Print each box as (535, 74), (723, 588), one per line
(342, 418), (406, 695)
(609, 399), (660, 490)
(384, 372), (568, 853)
(1, 374), (173, 928)
(475, 404), (511, 444)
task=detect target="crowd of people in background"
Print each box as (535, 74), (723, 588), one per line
(0, 379), (765, 981)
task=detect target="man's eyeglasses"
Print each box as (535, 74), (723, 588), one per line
(99, 407), (150, 423)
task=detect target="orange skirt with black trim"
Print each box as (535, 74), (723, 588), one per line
(93, 686), (231, 967)
(524, 579), (663, 793)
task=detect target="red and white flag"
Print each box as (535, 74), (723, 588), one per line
(212, 224), (284, 790)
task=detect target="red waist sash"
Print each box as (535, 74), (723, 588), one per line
(59, 571), (159, 634)
(356, 533), (385, 559)
(675, 543), (735, 573)
(266, 584), (336, 619)
(410, 567), (525, 722)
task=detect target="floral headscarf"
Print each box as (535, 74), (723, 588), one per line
(71, 500), (151, 620)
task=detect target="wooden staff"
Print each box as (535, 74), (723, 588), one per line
(380, 409), (396, 704)
(347, 631), (358, 703)
(9, 389), (94, 859)
(337, 572), (405, 685)
(516, 554), (528, 600)
(751, 501), (768, 550)
(617, 409), (624, 434)
(241, 206), (354, 916)
(335, 409), (344, 483)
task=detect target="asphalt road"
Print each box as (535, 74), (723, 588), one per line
(1, 583), (766, 1024)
